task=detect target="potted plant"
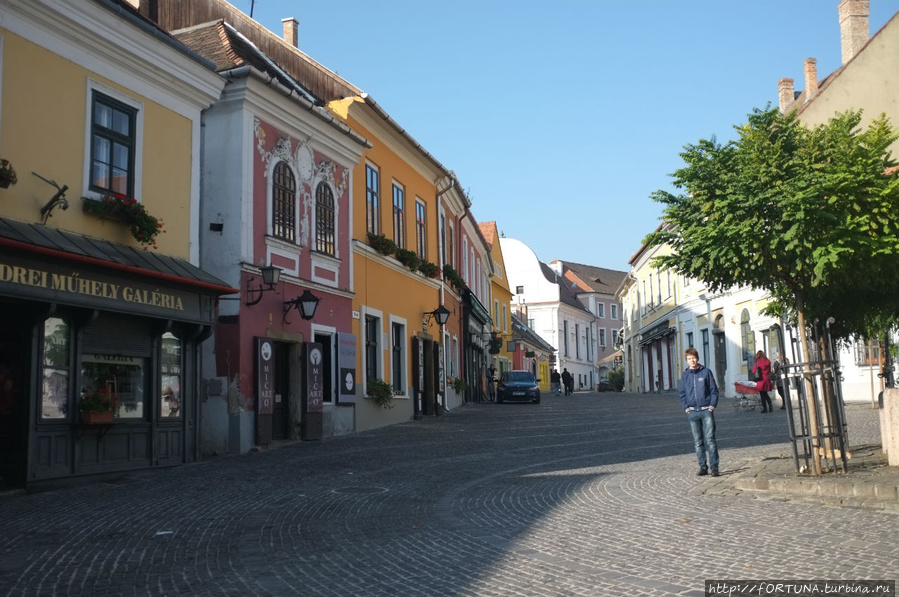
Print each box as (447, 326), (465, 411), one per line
(367, 233), (396, 256)
(608, 368), (625, 392)
(450, 377), (468, 394)
(0, 159), (17, 188)
(80, 386), (119, 424)
(395, 248), (420, 271)
(82, 193), (165, 249)
(418, 260), (440, 279)
(442, 264), (466, 290)
(366, 377), (395, 409)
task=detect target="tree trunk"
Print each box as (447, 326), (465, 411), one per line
(795, 296), (823, 475)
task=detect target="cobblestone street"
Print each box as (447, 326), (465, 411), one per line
(1, 392), (896, 597)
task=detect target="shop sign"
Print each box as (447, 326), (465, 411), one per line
(337, 332), (357, 404)
(256, 339), (274, 414)
(0, 254), (207, 322)
(305, 342), (323, 413)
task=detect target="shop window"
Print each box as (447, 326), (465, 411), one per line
(41, 317), (70, 420)
(160, 332), (181, 419)
(364, 314), (381, 382)
(272, 160), (296, 242)
(82, 355), (147, 420)
(315, 182), (335, 255)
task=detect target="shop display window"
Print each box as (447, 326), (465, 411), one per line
(81, 355), (147, 419)
(41, 317), (70, 420)
(160, 332), (181, 418)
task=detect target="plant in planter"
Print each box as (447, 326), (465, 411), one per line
(450, 377), (468, 394)
(82, 193), (165, 249)
(366, 377), (395, 409)
(79, 386), (119, 423)
(608, 368), (625, 392)
(0, 159), (17, 188)
(367, 233), (397, 256)
(395, 248), (420, 271)
(417, 260), (440, 279)
(442, 264), (466, 290)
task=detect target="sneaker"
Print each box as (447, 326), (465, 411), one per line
(710, 469), (720, 477)
(697, 468), (708, 476)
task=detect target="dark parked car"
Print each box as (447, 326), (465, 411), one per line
(496, 370), (541, 404)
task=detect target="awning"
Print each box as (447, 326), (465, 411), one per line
(0, 217), (235, 294)
(638, 321), (677, 347)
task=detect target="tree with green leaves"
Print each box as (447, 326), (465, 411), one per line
(645, 107), (899, 472)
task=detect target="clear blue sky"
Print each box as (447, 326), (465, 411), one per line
(243, 0), (896, 271)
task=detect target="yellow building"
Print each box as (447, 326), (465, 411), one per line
(479, 222), (513, 377)
(330, 96), (458, 429)
(0, 0), (232, 489)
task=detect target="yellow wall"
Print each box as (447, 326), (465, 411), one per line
(1, 31), (193, 257)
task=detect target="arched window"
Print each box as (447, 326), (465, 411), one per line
(740, 309), (755, 366)
(272, 161), (296, 242)
(315, 182), (335, 255)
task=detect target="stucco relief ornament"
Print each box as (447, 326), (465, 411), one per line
(314, 161), (348, 198)
(299, 190), (311, 246)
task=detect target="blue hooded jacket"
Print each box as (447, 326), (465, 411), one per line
(679, 364), (719, 411)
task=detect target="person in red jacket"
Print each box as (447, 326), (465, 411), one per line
(752, 350), (773, 413)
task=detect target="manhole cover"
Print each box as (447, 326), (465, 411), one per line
(332, 486), (387, 495)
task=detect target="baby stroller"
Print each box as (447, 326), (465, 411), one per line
(733, 381), (761, 411)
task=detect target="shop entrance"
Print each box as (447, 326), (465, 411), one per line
(0, 304), (31, 489)
(272, 342), (291, 441)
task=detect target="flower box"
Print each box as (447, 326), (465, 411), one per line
(82, 194), (165, 248)
(81, 411), (114, 424)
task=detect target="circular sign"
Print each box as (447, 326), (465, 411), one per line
(260, 341), (272, 361)
(344, 371), (355, 392)
(310, 347), (322, 366)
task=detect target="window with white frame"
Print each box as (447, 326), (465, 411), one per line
(502, 305), (507, 332)
(392, 182), (405, 248)
(575, 324), (580, 359)
(448, 223), (455, 268)
(272, 161), (296, 242)
(365, 164), (380, 236)
(611, 304), (618, 320)
(391, 321), (406, 395)
(364, 313), (381, 383)
(89, 89), (138, 197)
(563, 321), (569, 356)
(415, 200), (426, 260)
(439, 213), (446, 267)
(597, 303), (605, 318)
(315, 182), (335, 255)
(599, 328), (606, 347)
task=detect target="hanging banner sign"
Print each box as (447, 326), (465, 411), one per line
(337, 332), (357, 404)
(305, 342), (324, 413)
(256, 338), (274, 414)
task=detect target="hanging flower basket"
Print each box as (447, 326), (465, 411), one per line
(0, 159), (17, 189)
(82, 194), (165, 249)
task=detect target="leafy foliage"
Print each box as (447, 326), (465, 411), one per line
(83, 194), (165, 249)
(80, 386), (119, 414)
(366, 377), (394, 409)
(645, 107), (899, 340)
(367, 233), (396, 256)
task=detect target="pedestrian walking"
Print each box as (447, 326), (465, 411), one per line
(550, 369), (561, 395)
(487, 365), (497, 401)
(773, 358), (788, 410)
(679, 347), (720, 477)
(561, 368), (573, 396)
(752, 350), (774, 413)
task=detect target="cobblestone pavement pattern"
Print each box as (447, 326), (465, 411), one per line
(1, 393), (897, 596)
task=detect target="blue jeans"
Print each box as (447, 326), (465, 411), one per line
(687, 409), (719, 471)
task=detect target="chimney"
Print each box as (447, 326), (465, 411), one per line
(282, 17), (298, 48)
(778, 78), (795, 112)
(839, 0), (869, 64)
(803, 58), (818, 100)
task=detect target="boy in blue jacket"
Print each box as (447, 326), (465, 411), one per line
(679, 347), (720, 476)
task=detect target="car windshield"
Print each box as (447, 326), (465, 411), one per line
(505, 371), (535, 383)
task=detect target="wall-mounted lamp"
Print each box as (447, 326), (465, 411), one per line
(283, 289), (320, 323)
(423, 305), (451, 329)
(245, 265), (282, 306)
